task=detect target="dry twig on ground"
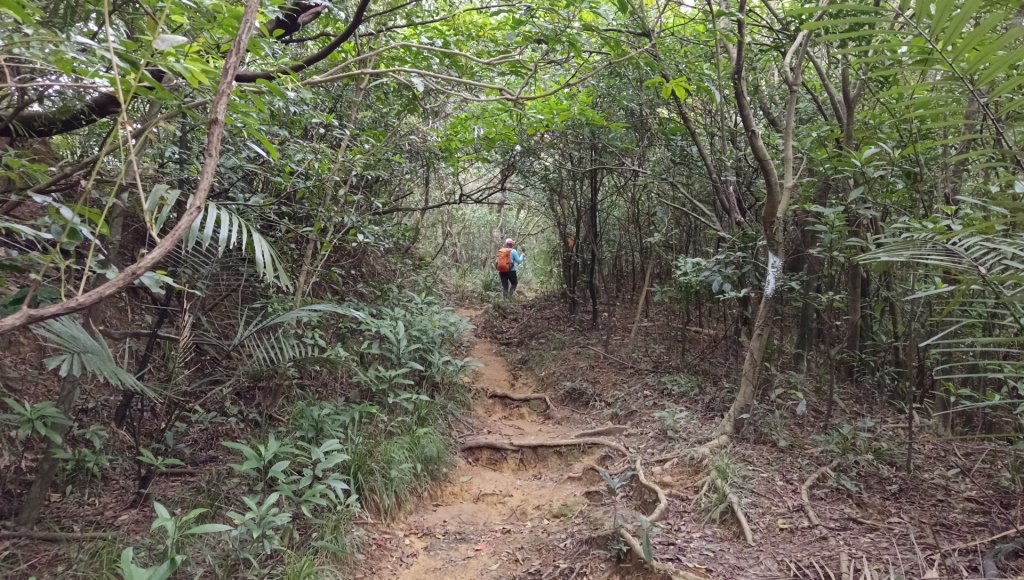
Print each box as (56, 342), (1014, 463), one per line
(727, 489), (755, 546)
(0, 530), (117, 541)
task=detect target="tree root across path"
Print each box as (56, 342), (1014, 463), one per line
(487, 390), (554, 410)
(801, 460), (838, 528)
(574, 424), (629, 438)
(459, 436), (628, 456)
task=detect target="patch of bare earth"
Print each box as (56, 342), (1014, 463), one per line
(363, 309), (683, 580)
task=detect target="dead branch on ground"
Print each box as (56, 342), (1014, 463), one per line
(0, 530), (117, 541)
(727, 490), (755, 546)
(931, 527), (1019, 555)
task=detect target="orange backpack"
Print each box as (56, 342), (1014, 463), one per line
(495, 247), (513, 272)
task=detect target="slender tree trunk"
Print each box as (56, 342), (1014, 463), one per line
(719, 283), (774, 435)
(628, 257), (655, 352)
(845, 260), (863, 373)
(587, 147), (600, 326)
(293, 73), (370, 304)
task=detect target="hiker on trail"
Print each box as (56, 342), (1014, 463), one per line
(495, 238), (525, 299)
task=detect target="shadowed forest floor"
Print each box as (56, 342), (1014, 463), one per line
(359, 300), (1023, 580)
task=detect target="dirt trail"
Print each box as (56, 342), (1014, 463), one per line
(369, 309), (635, 579)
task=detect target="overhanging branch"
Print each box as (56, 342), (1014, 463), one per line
(0, 0), (371, 138)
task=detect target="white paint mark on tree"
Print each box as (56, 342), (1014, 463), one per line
(765, 251), (783, 297)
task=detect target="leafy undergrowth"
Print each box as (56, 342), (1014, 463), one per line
(479, 295), (1024, 578)
(0, 292), (473, 579)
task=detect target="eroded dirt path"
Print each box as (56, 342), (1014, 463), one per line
(367, 309), (636, 579)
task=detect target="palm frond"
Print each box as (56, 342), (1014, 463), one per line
(197, 303), (364, 370)
(185, 202), (292, 289)
(30, 317), (155, 397)
(804, 0), (1024, 173)
(145, 185), (292, 289)
(862, 215), (1024, 382)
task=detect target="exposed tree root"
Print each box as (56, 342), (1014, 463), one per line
(632, 457), (668, 523)
(801, 460), (838, 527)
(615, 458), (708, 580)
(692, 476), (755, 545)
(574, 425), (629, 438)
(459, 437), (627, 455)
(0, 530), (117, 541)
(727, 490), (755, 546)
(682, 434), (731, 463)
(567, 461), (631, 479)
(652, 435), (732, 469)
(487, 390), (554, 410)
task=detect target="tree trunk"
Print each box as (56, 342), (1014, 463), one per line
(714, 0), (814, 437)
(718, 284), (775, 435)
(587, 148), (600, 326)
(627, 257), (655, 353)
(845, 261), (863, 374)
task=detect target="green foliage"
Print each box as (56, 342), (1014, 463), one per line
(118, 502), (232, 580)
(136, 448), (185, 473)
(669, 237), (761, 302)
(1001, 443), (1024, 492)
(653, 406), (691, 438)
(814, 419), (896, 487)
(596, 468), (634, 497)
(346, 424), (451, 518)
(227, 492), (294, 566)
(653, 373), (702, 398)
(1, 397), (69, 445)
(118, 547), (183, 580)
(697, 452), (744, 524)
(6, 0), (1024, 572)
(54, 425), (111, 491)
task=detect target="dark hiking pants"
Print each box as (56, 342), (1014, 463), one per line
(499, 271), (518, 298)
